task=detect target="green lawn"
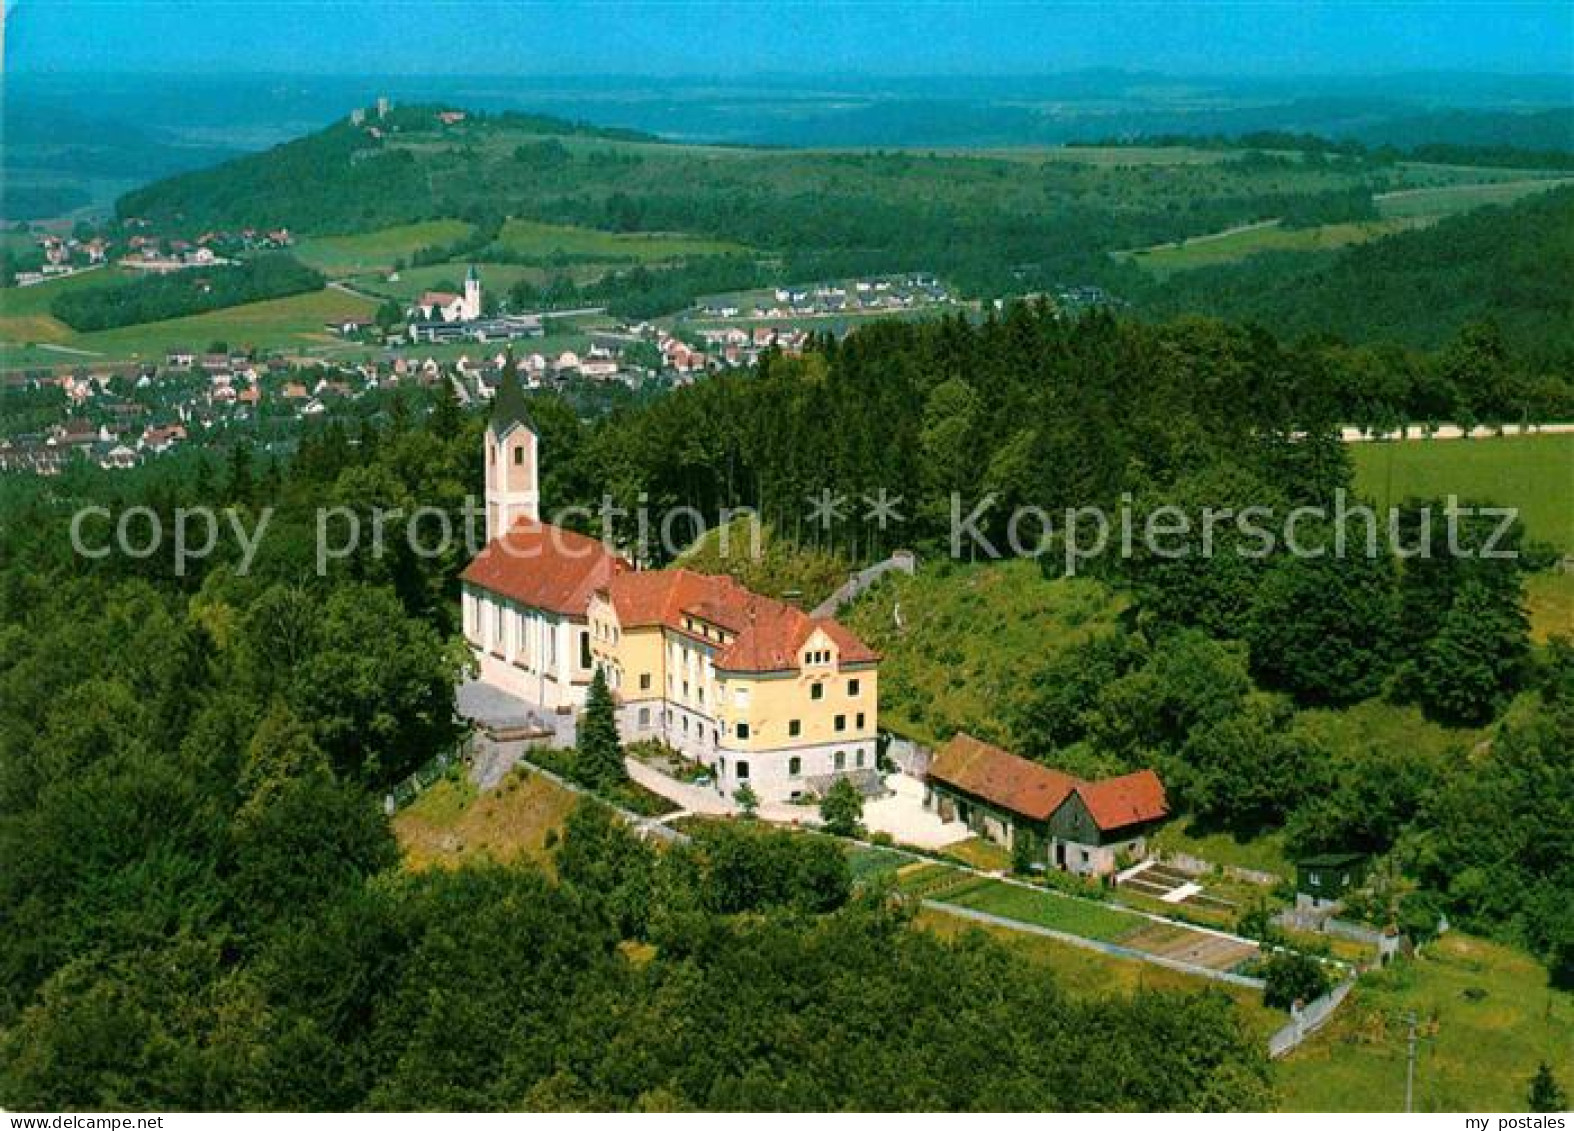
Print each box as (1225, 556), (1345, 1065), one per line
(494, 218), (749, 262)
(294, 220), (474, 276)
(844, 561), (1127, 748)
(1277, 932), (1572, 1112)
(943, 876), (1140, 941)
(1351, 433), (1574, 552)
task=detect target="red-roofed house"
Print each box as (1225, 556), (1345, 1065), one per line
(460, 364), (881, 801)
(925, 733), (1168, 877)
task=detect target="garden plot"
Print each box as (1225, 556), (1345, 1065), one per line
(1116, 920), (1259, 973)
(1119, 861), (1241, 917)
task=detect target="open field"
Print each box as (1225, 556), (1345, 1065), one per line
(293, 219), (474, 275)
(70, 287), (377, 359)
(0, 266), (130, 343)
(1118, 218), (1420, 276)
(1119, 173), (1574, 276)
(0, 269), (379, 363)
(1375, 175), (1574, 220)
(392, 764), (578, 871)
(1351, 432), (1574, 552)
(1277, 932), (1572, 1112)
(494, 218), (749, 261)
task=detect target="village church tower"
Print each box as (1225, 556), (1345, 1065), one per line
(484, 361), (539, 541)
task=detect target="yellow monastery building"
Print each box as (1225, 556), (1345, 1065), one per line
(460, 367), (881, 804)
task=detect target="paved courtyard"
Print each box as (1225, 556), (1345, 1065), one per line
(862, 771), (971, 849)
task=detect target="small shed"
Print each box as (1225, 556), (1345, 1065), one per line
(1295, 853), (1369, 909)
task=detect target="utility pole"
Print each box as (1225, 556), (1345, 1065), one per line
(1403, 1011), (1418, 1113)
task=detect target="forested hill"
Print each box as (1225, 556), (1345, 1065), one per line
(1140, 186), (1574, 360)
(114, 105), (658, 234)
(116, 104), (1521, 299)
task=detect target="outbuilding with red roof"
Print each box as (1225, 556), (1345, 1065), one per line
(925, 732), (1168, 878)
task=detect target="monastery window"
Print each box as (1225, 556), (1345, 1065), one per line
(513, 446), (524, 465)
(856, 750), (865, 768)
(733, 687), (750, 707)
(735, 722), (751, 740)
(847, 679), (860, 696)
(789, 756), (802, 777)
(736, 761), (750, 781)
(810, 683), (824, 701)
(834, 750), (846, 770)
(579, 632), (591, 669)
(834, 714), (846, 732)
(640, 673), (651, 691)
(856, 712), (865, 729)
(789, 719), (801, 737)
(638, 708), (650, 727)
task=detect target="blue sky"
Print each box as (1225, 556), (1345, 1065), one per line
(7, 1), (1573, 76)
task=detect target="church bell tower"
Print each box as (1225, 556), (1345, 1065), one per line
(462, 264), (482, 322)
(484, 357), (539, 541)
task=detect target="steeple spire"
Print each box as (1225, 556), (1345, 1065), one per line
(489, 351), (535, 436)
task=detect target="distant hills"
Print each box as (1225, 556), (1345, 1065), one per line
(1139, 186), (1574, 359)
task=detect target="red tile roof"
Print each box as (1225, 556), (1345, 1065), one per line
(928, 733), (1079, 821)
(928, 733), (1168, 831)
(599, 567), (879, 674)
(460, 520), (627, 617)
(1075, 770), (1169, 832)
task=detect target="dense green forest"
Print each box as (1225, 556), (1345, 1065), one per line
(0, 373), (1275, 1109)
(49, 254), (325, 332)
(1139, 187), (1574, 360)
(1, 307), (1568, 1108)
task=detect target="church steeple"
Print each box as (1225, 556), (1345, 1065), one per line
(484, 354), (539, 540)
(489, 352), (535, 436)
(462, 264), (482, 321)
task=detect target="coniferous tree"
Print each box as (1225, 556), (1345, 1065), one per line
(575, 668), (626, 789)
(1528, 1063), (1567, 1113)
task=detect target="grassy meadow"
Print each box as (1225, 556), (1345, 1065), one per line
(494, 218), (749, 262)
(65, 287), (378, 358)
(293, 219), (475, 276)
(843, 560), (1128, 748)
(1277, 932), (1572, 1112)
(392, 765), (579, 871)
(1350, 432), (1574, 552)
(0, 261), (380, 365)
(1118, 170), (1574, 277)
(0, 265), (131, 344)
